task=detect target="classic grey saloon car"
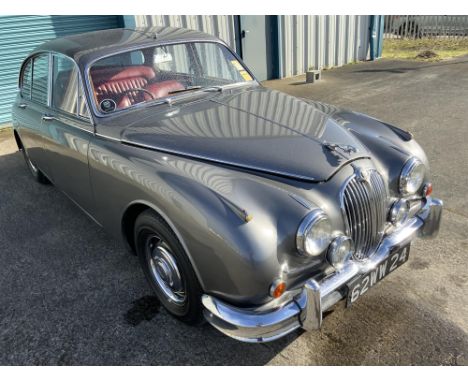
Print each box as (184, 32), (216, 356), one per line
(11, 27), (443, 343)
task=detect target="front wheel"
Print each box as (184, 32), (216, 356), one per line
(134, 210), (203, 324)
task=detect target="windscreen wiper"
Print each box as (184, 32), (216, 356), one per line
(168, 86), (202, 95)
(168, 85), (225, 95)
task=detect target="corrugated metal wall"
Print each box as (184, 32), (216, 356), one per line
(0, 15), (123, 124)
(128, 15), (371, 79)
(129, 15), (238, 51)
(279, 15), (370, 77)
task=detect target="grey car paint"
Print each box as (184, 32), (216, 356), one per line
(11, 27), (431, 307)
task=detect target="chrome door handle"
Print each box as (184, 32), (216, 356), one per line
(18, 103), (27, 109)
(42, 115), (55, 121)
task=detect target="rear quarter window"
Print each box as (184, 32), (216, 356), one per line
(21, 59), (32, 99)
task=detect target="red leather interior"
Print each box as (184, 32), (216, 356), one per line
(144, 81), (185, 100)
(92, 66), (155, 107)
(91, 66), (156, 85)
(91, 65), (184, 110)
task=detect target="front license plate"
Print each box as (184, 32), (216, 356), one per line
(346, 246), (410, 307)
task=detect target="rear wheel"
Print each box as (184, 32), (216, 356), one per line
(22, 148), (49, 184)
(134, 210), (203, 324)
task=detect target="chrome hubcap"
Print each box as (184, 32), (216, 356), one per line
(147, 236), (185, 305)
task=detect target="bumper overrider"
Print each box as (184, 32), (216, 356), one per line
(202, 197), (443, 343)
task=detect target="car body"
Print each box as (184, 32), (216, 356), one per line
(11, 27), (443, 343)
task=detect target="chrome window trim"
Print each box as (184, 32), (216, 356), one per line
(47, 52), (53, 107)
(83, 39), (258, 119)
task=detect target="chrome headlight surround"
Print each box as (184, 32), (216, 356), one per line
(399, 157), (426, 195)
(296, 210), (332, 257)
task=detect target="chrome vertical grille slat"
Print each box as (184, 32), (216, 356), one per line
(341, 169), (387, 260)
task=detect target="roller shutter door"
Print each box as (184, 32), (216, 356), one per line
(0, 15), (123, 124)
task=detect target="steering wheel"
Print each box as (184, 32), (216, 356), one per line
(121, 87), (155, 100)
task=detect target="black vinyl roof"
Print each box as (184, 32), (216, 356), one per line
(31, 26), (224, 68)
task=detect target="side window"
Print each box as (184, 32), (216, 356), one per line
(31, 55), (49, 105)
(52, 55), (79, 115)
(21, 59), (32, 99)
(52, 55), (90, 119)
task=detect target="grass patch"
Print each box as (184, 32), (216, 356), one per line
(382, 38), (468, 61)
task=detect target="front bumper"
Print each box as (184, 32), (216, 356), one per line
(202, 197), (443, 343)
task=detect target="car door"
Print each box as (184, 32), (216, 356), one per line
(13, 54), (53, 178)
(40, 54), (95, 216)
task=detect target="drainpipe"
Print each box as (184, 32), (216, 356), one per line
(277, 15), (283, 79)
(369, 15), (377, 60)
(369, 15), (385, 60)
(377, 15), (385, 58)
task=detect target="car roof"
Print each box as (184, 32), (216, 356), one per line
(30, 26), (225, 68)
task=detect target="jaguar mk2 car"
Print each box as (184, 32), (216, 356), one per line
(11, 27), (443, 342)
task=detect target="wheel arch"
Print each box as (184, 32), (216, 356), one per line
(120, 200), (206, 290)
(13, 129), (24, 151)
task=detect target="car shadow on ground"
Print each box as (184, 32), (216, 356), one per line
(0, 148), (467, 365)
(350, 57), (468, 74)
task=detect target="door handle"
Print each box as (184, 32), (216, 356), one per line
(18, 103), (27, 109)
(41, 115), (55, 122)
(241, 30), (250, 38)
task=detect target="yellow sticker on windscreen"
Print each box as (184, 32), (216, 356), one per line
(230, 59), (244, 71)
(239, 70), (253, 81)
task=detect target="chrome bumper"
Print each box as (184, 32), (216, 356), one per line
(202, 197), (443, 343)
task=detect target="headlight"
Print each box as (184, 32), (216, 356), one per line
(296, 210), (332, 257)
(399, 158), (425, 195)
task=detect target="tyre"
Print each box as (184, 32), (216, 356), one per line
(134, 210), (203, 324)
(22, 148), (49, 184)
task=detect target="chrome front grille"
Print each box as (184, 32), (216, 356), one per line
(341, 169), (388, 260)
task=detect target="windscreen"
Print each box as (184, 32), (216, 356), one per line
(89, 42), (254, 114)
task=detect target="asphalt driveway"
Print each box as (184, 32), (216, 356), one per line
(1, 57), (467, 365)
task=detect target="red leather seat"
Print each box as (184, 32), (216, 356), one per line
(91, 66), (156, 108)
(144, 81), (185, 99)
(119, 80), (185, 108)
(91, 65), (185, 110)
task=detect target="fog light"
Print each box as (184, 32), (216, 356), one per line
(327, 236), (353, 270)
(269, 279), (286, 299)
(389, 199), (409, 226)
